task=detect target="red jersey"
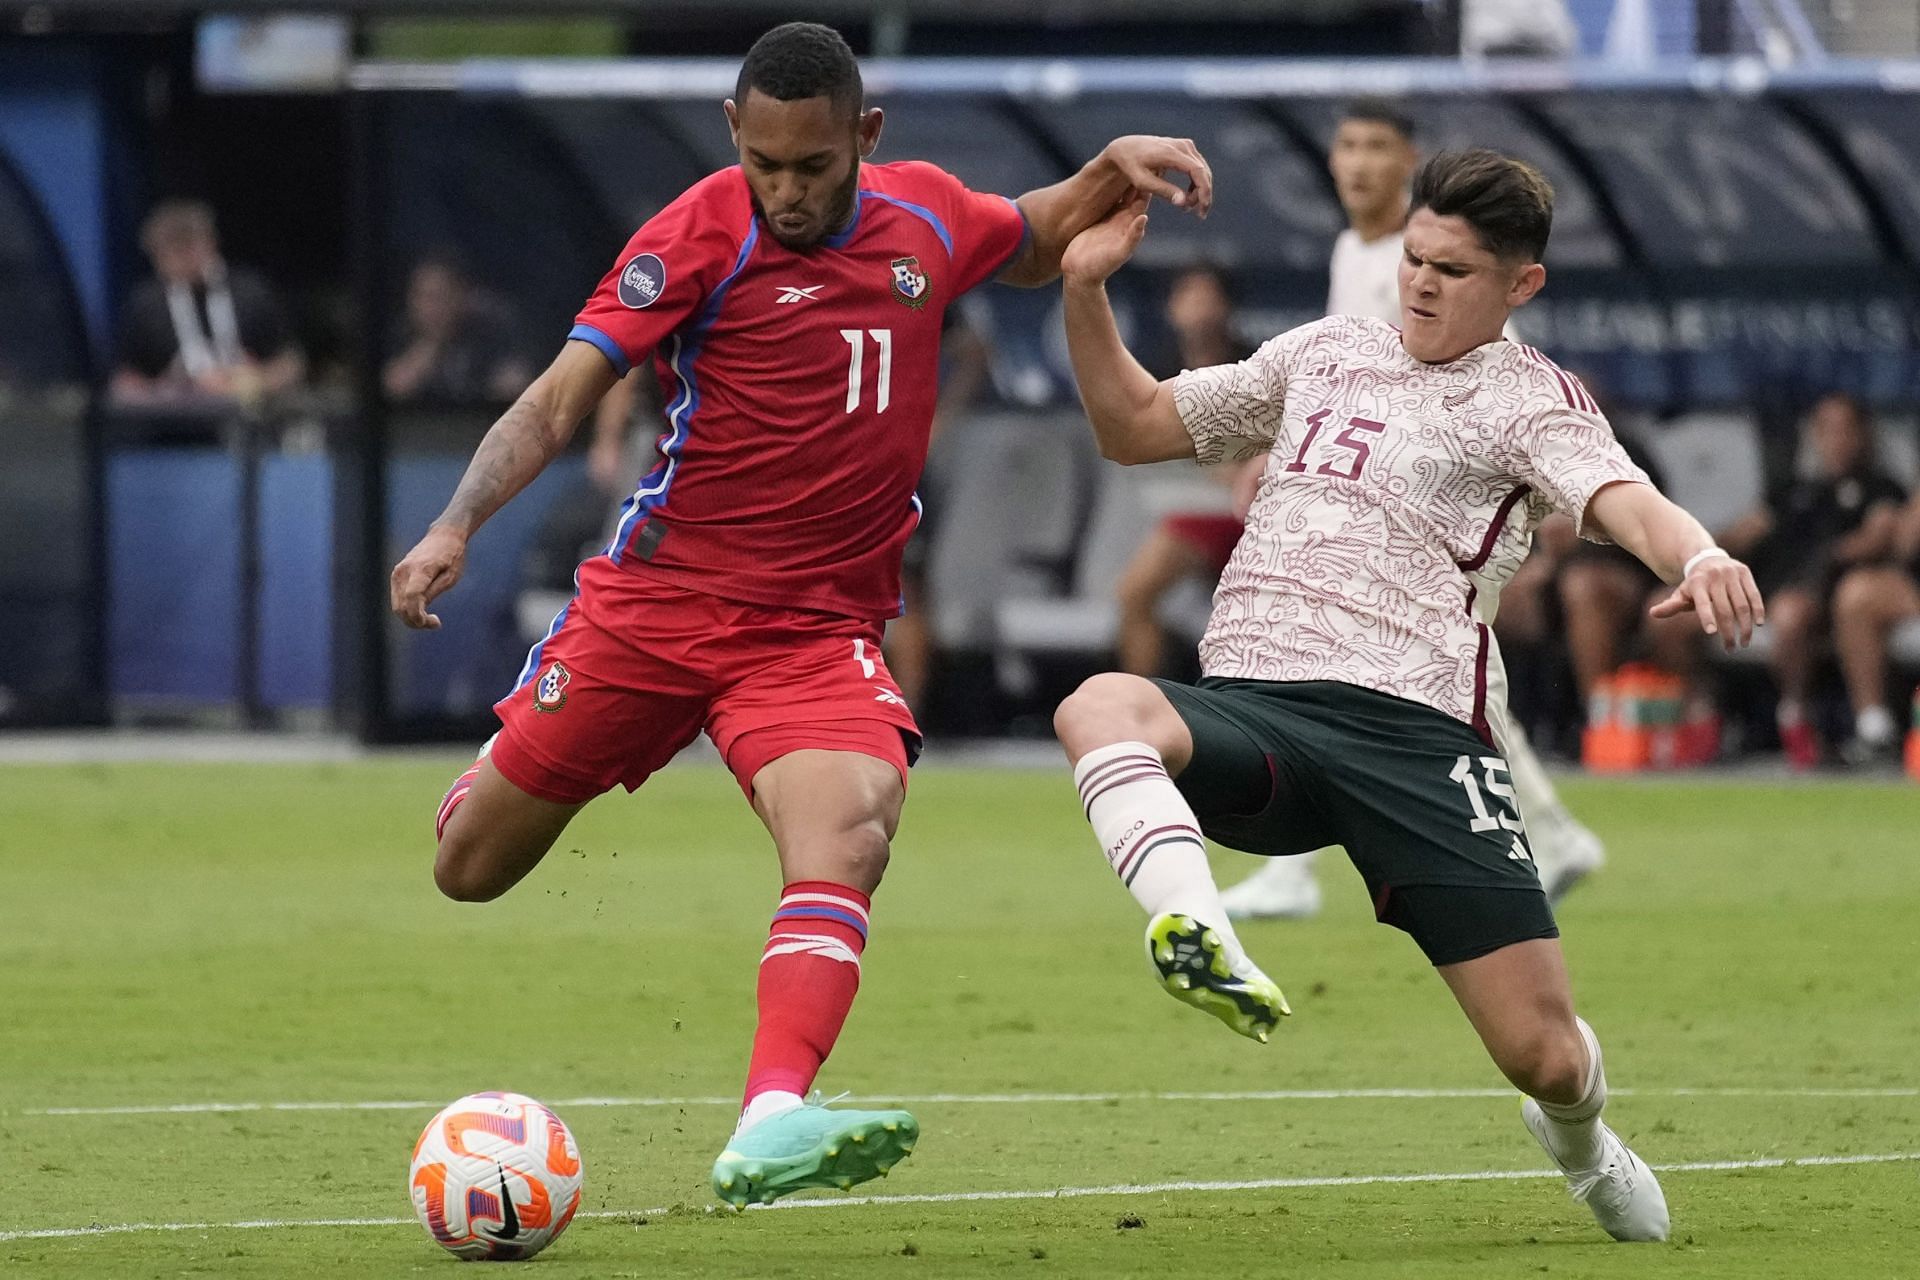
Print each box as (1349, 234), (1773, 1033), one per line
(570, 160), (1029, 619)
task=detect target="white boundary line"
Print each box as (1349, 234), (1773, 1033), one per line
(2, 1151), (1914, 1243)
(22, 1085), (1920, 1117)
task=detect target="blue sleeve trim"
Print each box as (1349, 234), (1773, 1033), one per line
(568, 323), (631, 377)
(864, 190), (954, 257)
(989, 195), (1034, 282)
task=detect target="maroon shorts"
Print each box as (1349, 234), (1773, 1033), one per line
(492, 558), (920, 805)
(1162, 513), (1245, 578)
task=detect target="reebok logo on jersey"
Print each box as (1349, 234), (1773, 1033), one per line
(775, 285), (824, 304)
(617, 253), (667, 309)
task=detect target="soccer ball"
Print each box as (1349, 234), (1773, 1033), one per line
(409, 1091), (584, 1261)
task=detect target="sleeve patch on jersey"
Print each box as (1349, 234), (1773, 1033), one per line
(618, 253), (668, 309)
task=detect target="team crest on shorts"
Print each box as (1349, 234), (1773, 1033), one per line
(889, 256), (929, 309)
(533, 661), (571, 713)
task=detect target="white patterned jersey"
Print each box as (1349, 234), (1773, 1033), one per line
(1171, 314), (1649, 739)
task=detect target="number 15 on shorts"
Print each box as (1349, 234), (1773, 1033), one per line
(1450, 755), (1523, 834)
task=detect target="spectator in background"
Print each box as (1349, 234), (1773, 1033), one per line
(384, 252), (530, 404)
(517, 366), (668, 624)
(1114, 264), (1256, 678)
(1550, 427), (1704, 709)
(1461, 0), (1578, 56)
(112, 199), (304, 406)
(884, 304), (995, 711)
(1718, 392), (1906, 767)
(1831, 490), (1920, 764)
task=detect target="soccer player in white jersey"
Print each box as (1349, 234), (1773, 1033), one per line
(1222, 100), (1606, 920)
(1050, 149), (1766, 1241)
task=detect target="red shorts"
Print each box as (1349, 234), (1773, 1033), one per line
(492, 558), (920, 805)
(1162, 513), (1244, 578)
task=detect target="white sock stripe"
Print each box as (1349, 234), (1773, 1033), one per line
(1073, 742), (1165, 783)
(777, 892), (870, 923)
(1115, 829), (1208, 882)
(1072, 739), (1163, 771)
(1112, 820), (1207, 865)
(1081, 768), (1180, 817)
(1074, 752), (1166, 798)
(761, 934), (861, 966)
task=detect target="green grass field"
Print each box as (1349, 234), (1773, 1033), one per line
(2, 761), (1916, 1277)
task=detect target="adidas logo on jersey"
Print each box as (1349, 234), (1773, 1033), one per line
(775, 285), (825, 304)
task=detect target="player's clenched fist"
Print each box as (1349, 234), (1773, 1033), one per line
(1101, 135), (1213, 217)
(1062, 193), (1152, 285)
(390, 524), (468, 631)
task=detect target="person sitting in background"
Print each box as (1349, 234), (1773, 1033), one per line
(1717, 392), (1906, 768)
(112, 199), (304, 407)
(1114, 264), (1256, 678)
(884, 304), (995, 711)
(384, 252), (530, 404)
(1550, 427), (1715, 747)
(1831, 490), (1920, 764)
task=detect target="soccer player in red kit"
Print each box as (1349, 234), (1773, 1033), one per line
(389, 22), (1214, 1209)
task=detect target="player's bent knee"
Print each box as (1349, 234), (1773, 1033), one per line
(1499, 1029), (1588, 1104)
(839, 824), (892, 886)
(1770, 591), (1817, 635)
(1054, 672), (1169, 755)
(784, 820), (891, 890)
(1833, 567), (1895, 621)
(433, 836), (510, 903)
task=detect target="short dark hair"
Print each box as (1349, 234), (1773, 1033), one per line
(736, 22), (862, 118)
(1409, 148), (1554, 262)
(1340, 98), (1415, 142)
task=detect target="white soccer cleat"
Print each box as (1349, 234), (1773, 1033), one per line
(1219, 858), (1322, 921)
(1537, 823), (1605, 906)
(1522, 1099), (1670, 1242)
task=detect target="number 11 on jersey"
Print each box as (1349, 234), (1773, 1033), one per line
(841, 328), (893, 414)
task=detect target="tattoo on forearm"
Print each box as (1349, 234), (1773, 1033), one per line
(437, 398), (558, 533)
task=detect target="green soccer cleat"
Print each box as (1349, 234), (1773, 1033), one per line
(1146, 911), (1291, 1043)
(710, 1102), (919, 1209)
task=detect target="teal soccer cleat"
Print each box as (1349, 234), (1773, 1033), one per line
(711, 1101), (919, 1209)
(1147, 911), (1290, 1043)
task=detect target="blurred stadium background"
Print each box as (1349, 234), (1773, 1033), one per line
(4, 0), (1920, 768)
(6, 3), (1920, 1273)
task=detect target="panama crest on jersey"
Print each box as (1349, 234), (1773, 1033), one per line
(533, 661), (570, 713)
(889, 256), (929, 309)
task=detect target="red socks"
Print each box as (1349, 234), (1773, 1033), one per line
(435, 760), (483, 842)
(742, 881), (871, 1105)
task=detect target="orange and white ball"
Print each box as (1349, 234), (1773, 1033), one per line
(409, 1091), (584, 1261)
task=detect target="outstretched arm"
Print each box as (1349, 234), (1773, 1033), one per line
(1060, 195), (1195, 465)
(1001, 135), (1213, 288)
(1584, 479), (1766, 651)
(389, 340), (618, 629)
